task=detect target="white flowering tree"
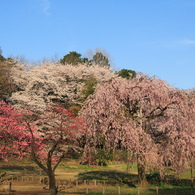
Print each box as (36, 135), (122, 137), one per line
(10, 62), (115, 114)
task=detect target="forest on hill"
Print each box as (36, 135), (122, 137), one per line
(1, 48), (195, 195)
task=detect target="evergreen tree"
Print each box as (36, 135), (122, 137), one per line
(92, 52), (110, 67)
(117, 69), (136, 79)
(60, 51), (88, 65)
(0, 47), (16, 100)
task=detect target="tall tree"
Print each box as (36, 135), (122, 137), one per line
(60, 51), (87, 65)
(84, 48), (113, 67)
(79, 73), (195, 187)
(92, 52), (110, 67)
(0, 47), (5, 61)
(0, 48), (16, 100)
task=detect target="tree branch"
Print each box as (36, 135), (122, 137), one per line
(26, 121), (48, 175)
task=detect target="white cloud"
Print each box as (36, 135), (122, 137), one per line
(42, 0), (50, 15)
(178, 39), (195, 45)
(150, 39), (195, 49)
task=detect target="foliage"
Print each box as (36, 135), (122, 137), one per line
(68, 104), (82, 116)
(0, 49), (17, 100)
(92, 148), (112, 166)
(81, 76), (97, 102)
(60, 51), (88, 65)
(59, 50), (110, 67)
(85, 48), (113, 67)
(117, 69), (136, 79)
(79, 73), (195, 187)
(0, 47), (6, 62)
(92, 52), (110, 67)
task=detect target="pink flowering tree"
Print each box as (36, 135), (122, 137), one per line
(0, 101), (44, 161)
(0, 101), (86, 195)
(79, 73), (195, 187)
(28, 104), (86, 195)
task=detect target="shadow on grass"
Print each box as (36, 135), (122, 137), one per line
(146, 172), (194, 187)
(0, 164), (47, 176)
(0, 165), (35, 171)
(78, 170), (137, 187)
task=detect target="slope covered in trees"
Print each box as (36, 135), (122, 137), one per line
(1, 48), (195, 193)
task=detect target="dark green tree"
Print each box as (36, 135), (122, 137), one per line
(81, 76), (97, 102)
(60, 51), (88, 65)
(0, 47), (6, 62)
(117, 69), (136, 79)
(0, 47), (16, 100)
(81, 57), (89, 63)
(92, 52), (110, 67)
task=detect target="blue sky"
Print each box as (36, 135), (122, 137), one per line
(1, 0), (195, 89)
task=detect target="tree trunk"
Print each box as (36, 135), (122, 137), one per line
(137, 162), (149, 189)
(48, 172), (58, 195)
(137, 109), (148, 189)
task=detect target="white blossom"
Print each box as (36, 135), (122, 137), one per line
(10, 62), (115, 113)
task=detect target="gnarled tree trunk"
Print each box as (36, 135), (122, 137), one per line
(137, 162), (149, 189)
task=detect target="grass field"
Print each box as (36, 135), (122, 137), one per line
(0, 158), (195, 194)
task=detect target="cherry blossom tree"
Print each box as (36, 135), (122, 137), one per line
(0, 101), (86, 195)
(79, 73), (195, 187)
(174, 89), (195, 180)
(10, 62), (115, 114)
